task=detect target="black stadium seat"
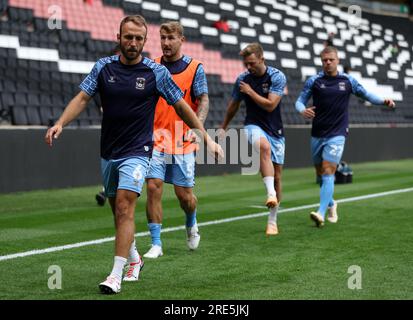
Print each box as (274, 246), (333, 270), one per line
(0, 1), (412, 128)
(11, 105), (28, 125)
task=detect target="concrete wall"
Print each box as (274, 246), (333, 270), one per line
(1, 127), (412, 193)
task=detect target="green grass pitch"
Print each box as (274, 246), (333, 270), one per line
(0, 159), (412, 300)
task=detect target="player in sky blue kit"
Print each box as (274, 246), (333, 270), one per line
(45, 15), (223, 294)
(220, 42), (287, 236)
(295, 46), (395, 228)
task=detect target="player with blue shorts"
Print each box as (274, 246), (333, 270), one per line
(45, 15), (223, 294)
(220, 42), (287, 236)
(295, 46), (395, 227)
(144, 22), (210, 259)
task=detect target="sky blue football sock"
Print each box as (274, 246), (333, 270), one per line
(318, 174), (335, 219)
(148, 223), (162, 246)
(185, 209), (197, 228)
(328, 199), (335, 207)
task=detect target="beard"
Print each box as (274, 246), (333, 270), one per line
(120, 45), (141, 61)
(162, 47), (176, 58)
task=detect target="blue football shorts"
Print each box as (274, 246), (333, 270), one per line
(101, 156), (151, 197)
(311, 135), (346, 165)
(146, 149), (195, 188)
(243, 124), (285, 165)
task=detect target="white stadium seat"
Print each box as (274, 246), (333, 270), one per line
(240, 27), (256, 37)
(404, 77), (413, 88)
(259, 35), (274, 45)
(161, 10), (179, 20)
(296, 36), (309, 49)
(254, 5), (268, 14)
(188, 5), (205, 15)
(200, 26), (218, 36)
(281, 58), (297, 69)
(142, 1), (161, 12)
(219, 2), (235, 11)
(220, 34), (238, 45)
(248, 16), (262, 27)
(264, 51), (276, 61)
(238, 0), (250, 7)
(180, 18), (198, 29)
(170, 0), (186, 7)
(280, 30), (294, 42)
(205, 12), (220, 22)
(297, 50), (311, 60)
(301, 66), (317, 81)
(264, 23), (278, 34)
(278, 42), (293, 52)
(366, 64), (379, 76)
(269, 12), (282, 21)
(235, 9), (249, 18)
(387, 71), (399, 80)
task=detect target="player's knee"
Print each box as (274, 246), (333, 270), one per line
(147, 179), (163, 196)
(321, 162), (337, 175)
(115, 199), (134, 222)
(177, 191), (196, 211)
(259, 142), (271, 157)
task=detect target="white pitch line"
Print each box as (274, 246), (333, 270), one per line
(1, 187), (412, 262)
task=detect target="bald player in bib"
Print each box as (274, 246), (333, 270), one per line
(144, 21), (209, 258)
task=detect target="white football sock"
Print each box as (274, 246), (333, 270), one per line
(110, 256), (127, 281)
(128, 240), (140, 263)
(263, 176), (276, 197)
(268, 205), (279, 225)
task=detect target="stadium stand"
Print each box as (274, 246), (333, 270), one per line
(0, 0), (412, 128)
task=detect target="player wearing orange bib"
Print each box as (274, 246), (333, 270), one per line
(144, 21), (209, 258)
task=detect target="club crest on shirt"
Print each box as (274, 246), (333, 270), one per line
(136, 77), (146, 90)
(338, 82), (346, 91)
(262, 83), (269, 94)
(108, 75), (116, 83)
(320, 83), (326, 89)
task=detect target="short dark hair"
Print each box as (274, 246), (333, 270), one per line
(160, 21), (184, 37)
(240, 42), (264, 59)
(119, 15), (147, 36)
(321, 46), (338, 56)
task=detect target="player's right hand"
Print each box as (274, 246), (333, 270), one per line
(301, 106), (316, 119)
(45, 124), (63, 147)
(207, 139), (224, 161)
(217, 128), (226, 141)
(384, 99), (396, 109)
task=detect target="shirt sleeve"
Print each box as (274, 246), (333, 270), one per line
(231, 74), (244, 101)
(295, 76), (315, 112)
(154, 65), (184, 105)
(348, 75), (384, 105)
(192, 64), (208, 97)
(269, 71), (287, 96)
(79, 59), (107, 96)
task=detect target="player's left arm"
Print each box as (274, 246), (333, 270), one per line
(196, 94), (209, 124)
(184, 65), (209, 142)
(156, 65), (223, 159)
(239, 71), (286, 112)
(193, 64), (210, 124)
(350, 76), (396, 108)
(173, 99), (223, 159)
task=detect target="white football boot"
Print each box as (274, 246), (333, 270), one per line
(327, 201), (338, 223)
(186, 224), (201, 250)
(99, 275), (121, 294)
(123, 257), (145, 282)
(310, 211), (325, 228)
(143, 245), (163, 259)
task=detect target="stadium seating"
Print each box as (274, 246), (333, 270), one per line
(0, 0), (412, 128)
